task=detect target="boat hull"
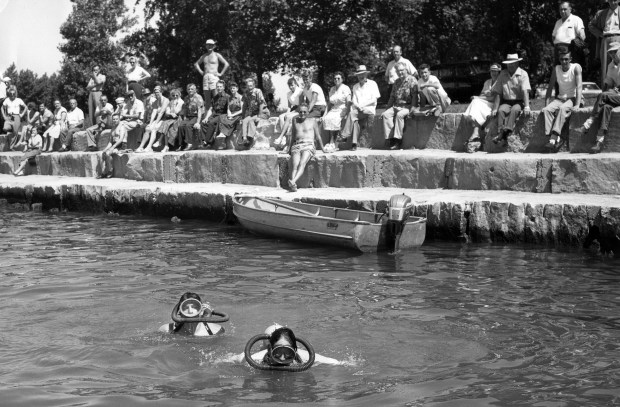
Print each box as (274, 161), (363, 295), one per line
(233, 196), (426, 252)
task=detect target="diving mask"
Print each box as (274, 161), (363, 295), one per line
(270, 345), (297, 365)
(179, 298), (212, 318)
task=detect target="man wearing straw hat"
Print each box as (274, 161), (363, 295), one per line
(589, 0), (620, 85)
(194, 39), (230, 113)
(576, 41), (620, 153)
(339, 64), (381, 151)
(490, 53), (531, 145)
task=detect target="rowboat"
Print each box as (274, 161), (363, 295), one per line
(232, 195), (426, 252)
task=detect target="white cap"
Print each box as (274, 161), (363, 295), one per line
(264, 323), (282, 336)
(205, 39), (216, 45)
(2, 77), (10, 82)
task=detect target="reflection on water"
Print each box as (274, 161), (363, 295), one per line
(0, 209), (619, 406)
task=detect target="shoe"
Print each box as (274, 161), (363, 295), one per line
(351, 143), (357, 151)
(152, 141), (160, 148)
(59, 146), (67, 152)
(389, 140), (402, 150)
(384, 139), (392, 150)
(144, 148), (153, 153)
(135, 147), (144, 153)
(590, 140), (604, 154)
(105, 173), (114, 178)
(183, 144), (193, 151)
(287, 179), (297, 192)
(88, 146), (98, 152)
(552, 138), (565, 153)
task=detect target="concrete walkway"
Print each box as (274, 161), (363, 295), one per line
(1, 174), (619, 246)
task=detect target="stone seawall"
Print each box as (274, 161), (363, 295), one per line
(1, 175), (620, 249)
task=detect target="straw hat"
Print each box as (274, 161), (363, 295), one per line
(354, 65), (370, 75)
(502, 53), (523, 64)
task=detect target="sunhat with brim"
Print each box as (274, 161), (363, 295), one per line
(355, 65), (370, 75)
(206, 39), (216, 45)
(502, 54), (523, 64)
(608, 42), (620, 53)
(115, 97), (125, 104)
(490, 63), (501, 71)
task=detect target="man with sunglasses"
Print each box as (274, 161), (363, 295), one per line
(542, 50), (582, 153)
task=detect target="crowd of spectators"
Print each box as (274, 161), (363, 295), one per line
(3, 1), (620, 182)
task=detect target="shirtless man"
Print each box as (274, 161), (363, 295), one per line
(194, 39), (230, 113)
(287, 103), (327, 192)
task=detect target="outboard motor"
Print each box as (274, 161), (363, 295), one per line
(386, 194), (413, 252)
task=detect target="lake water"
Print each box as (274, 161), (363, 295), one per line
(0, 208), (619, 406)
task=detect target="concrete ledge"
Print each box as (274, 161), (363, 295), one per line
(3, 149), (620, 194)
(1, 174), (620, 248)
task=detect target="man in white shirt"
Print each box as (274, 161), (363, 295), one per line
(385, 46), (417, 92)
(339, 65), (381, 150)
(0, 77), (9, 132)
(86, 65), (106, 127)
(59, 99), (85, 151)
(85, 95), (114, 151)
(552, 2), (586, 64)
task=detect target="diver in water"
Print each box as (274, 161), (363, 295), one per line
(159, 292), (228, 336)
(243, 323), (342, 370)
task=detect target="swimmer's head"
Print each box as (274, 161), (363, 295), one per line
(268, 327), (298, 365)
(177, 292), (203, 317)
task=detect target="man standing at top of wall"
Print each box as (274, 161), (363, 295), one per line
(589, 0), (620, 85)
(384, 45), (417, 97)
(194, 39), (230, 114)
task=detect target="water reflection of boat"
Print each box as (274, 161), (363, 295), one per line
(232, 195), (426, 252)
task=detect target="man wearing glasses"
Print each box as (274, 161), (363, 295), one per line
(542, 50), (582, 153)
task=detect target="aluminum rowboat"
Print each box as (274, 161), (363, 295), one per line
(233, 195), (426, 252)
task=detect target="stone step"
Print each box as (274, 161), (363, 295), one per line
(1, 174), (619, 247)
(2, 149), (620, 195)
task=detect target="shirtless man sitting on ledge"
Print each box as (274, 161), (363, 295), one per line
(287, 103), (328, 192)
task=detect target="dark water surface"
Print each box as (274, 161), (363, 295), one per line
(0, 209), (619, 406)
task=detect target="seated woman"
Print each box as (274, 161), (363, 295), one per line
(274, 77), (302, 149)
(11, 102), (39, 151)
(463, 63), (501, 153)
(159, 292), (225, 336)
(156, 89), (184, 152)
(217, 82), (243, 150)
(239, 323), (342, 370)
(13, 126), (42, 176)
(42, 100), (67, 152)
(321, 71), (351, 150)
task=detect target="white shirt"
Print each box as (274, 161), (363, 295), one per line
(386, 57), (417, 84)
(302, 83), (326, 106)
(552, 14), (585, 44)
(351, 79), (381, 115)
(2, 97), (26, 115)
(604, 61), (620, 88)
(125, 66), (149, 82)
(419, 75), (449, 99)
(0, 81), (7, 99)
(66, 107), (85, 126)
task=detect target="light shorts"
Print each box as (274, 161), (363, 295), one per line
(290, 141), (316, 157)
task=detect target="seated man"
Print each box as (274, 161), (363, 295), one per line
(59, 98), (85, 152)
(1, 85), (27, 139)
(240, 77), (269, 148)
(99, 113), (126, 178)
(201, 80), (229, 148)
(339, 65), (380, 150)
(137, 85), (169, 152)
(36, 102), (54, 135)
(287, 103), (328, 192)
(417, 64), (451, 115)
(491, 53), (532, 144)
(119, 90), (145, 149)
(576, 42), (620, 153)
(381, 62), (418, 150)
(85, 95), (114, 151)
(178, 83), (204, 151)
(542, 50), (582, 153)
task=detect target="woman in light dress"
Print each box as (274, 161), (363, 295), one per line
(156, 88), (184, 152)
(321, 71), (351, 150)
(42, 100), (67, 152)
(463, 62), (501, 153)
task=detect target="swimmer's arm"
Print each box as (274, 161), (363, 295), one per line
(158, 323), (173, 333)
(297, 349), (343, 366)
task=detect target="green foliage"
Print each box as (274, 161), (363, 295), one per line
(3, 64), (60, 105)
(57, 0), (134, 108)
